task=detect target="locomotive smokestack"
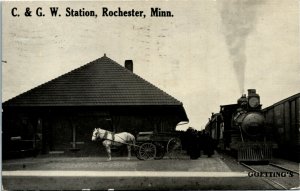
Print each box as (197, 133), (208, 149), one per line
(125, 60), (133, 72)
(248, 89), (256, 96)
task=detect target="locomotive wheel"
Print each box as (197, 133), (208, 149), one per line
(167, 138), (183, 159)
(154, 142), (165, 160)
(139, 143), (156, 160)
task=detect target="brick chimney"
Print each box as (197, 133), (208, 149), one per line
(124, 60), (133, 72)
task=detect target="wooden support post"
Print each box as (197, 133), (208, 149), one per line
(72, 125), (76, 149)
(70, 125), (84, 151)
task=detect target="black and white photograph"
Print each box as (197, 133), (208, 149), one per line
(1, 0), (300, 190)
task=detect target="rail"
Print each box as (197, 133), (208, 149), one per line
(240, 162), (288, 190)
(269, 163), (299, 175)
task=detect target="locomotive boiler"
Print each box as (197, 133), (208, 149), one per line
(205, 89), (274, 162)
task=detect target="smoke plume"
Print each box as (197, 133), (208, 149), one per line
(220, 0), (263, 94)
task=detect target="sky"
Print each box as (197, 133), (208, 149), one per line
(2, 0), (300, 130)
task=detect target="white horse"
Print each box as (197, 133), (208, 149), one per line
(92, 128), (135, 161)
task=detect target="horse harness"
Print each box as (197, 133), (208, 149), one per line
(100, 129), (115, 142)
(96, 128), (132, 146)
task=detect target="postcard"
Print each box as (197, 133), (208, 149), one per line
(2, 0), (299, 190)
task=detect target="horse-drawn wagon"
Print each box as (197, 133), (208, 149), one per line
(92, 128), (184, 161)
(135, 131), (183, 160)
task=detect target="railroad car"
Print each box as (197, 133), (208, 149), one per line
(205, 89), (274, 162)
(263, 93), (300, 162)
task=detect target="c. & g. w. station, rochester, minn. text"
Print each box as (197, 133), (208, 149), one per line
(11, 7), (174, 18)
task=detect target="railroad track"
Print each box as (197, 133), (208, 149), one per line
(269, 162), (299, 175)
(240, 162), (299, 190)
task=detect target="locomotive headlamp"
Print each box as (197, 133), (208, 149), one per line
(249, 97), (259, 108)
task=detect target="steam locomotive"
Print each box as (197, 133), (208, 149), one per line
(205, 89), (274, 162)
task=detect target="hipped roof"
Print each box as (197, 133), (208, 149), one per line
(3, 56), (187, 114)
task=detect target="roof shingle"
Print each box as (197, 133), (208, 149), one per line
(3, 56), (183, 107)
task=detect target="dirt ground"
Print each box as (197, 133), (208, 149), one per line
(2, 152), (280, 190)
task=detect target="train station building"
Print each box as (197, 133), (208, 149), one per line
(2, 55), (188, 157)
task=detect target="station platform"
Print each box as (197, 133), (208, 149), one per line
(2, 153), (277, 190)
(2, 153), (233, 172)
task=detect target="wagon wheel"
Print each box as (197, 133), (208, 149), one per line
(135, 145), (143, 160)
(167, 138), (183, 159)
(154, 142), (165, 160)
(139, 143), (156, 160)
